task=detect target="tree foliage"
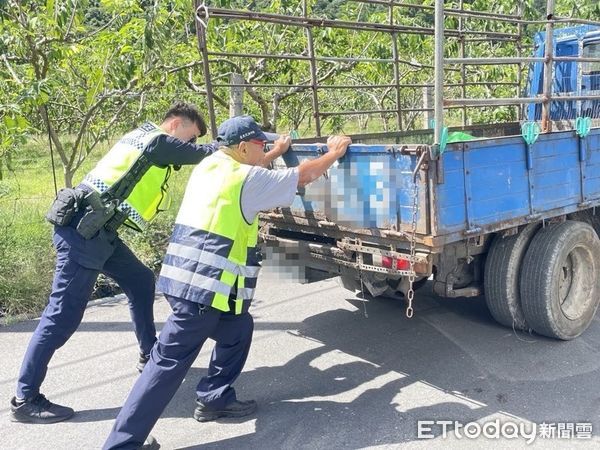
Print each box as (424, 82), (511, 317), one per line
(0, 0), (203, 186)
(1, 0), (599, 184)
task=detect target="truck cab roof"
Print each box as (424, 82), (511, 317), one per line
(527, 25), (600, 121)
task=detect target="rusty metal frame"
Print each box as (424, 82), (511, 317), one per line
(193, 1), (600, 140)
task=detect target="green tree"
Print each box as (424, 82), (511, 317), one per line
(0, 0), (203, 187)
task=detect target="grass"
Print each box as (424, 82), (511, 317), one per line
(0, 137), (69, 318)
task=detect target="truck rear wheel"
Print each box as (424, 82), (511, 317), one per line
(520, 221), (600, 340)
(484, 223), (540, 331)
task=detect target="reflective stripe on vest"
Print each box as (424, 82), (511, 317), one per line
(157, 153), (260, 313)
(160, 263), (233, 297)
(166, 243), (261, 278)
(82, 122), (170, 230)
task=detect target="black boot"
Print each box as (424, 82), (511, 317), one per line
(10, 394), (74, 424)
(193, 399), (257, 422)
(136, 352), (150, 373)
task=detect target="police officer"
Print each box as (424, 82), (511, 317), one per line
(10, 102), (216, 424)
(103, 115), (351, 450)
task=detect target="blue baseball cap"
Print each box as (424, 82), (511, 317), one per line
(216, 115), (279, 146)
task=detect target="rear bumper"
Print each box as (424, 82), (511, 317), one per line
(260, 231), (433, 280)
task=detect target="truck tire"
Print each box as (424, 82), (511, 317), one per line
(520, 220), (600, 340)
(569, 209), (600, 237)
(484, 223), (540, 331)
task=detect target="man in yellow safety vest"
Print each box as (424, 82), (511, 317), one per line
(103, 115), (351, 449)
(11, 102), (215, 425)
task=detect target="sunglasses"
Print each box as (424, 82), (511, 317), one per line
(248, 139), (267, 146)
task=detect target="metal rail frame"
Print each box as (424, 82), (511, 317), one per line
(193, 1), (600, 141)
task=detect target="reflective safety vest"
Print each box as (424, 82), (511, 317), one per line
(82, 122), (171, 231)
(157, 152), (260, 314)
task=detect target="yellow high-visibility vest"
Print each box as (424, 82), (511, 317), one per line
(82, 122), (171, 231)
(157, 152), (260, 314)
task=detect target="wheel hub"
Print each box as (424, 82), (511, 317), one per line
(559, 246), (595, 321)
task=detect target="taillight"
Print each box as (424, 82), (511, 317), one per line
(381, 256), (410, 271)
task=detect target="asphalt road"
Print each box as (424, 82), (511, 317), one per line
(1, 272), (600, 449)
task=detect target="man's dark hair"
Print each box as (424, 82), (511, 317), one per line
(163, 102), (208, 137)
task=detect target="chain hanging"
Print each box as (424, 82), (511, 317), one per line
(357, 252), (368, 318)
(405, 167), (420, 318)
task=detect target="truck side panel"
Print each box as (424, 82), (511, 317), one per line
(278, 144), (428, 233)
(465, 137), (531, 229)
(584, 131), (600, 200)
(435, 146), (468, 234)
(532, 132), (580, 211)
(434, 129), (600, 236)
(436, 138), (531, 235)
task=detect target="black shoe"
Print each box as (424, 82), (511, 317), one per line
(10, 394), (74, 424)
(136, 352), (150, 373)
(193, 399), (257, 422)
(142, 434), (160, 450)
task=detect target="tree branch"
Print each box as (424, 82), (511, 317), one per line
(245, 85), (271, 129)
(38, 14), (121, 47)
(1, 54), (24, 86)
(184, 70), (227, 108)
(277, 60), (360, 104)
(210, 58), (242, 73)
(38, 104), (68, 167)
(71, 74), (141, 155)
(50, 101), (84, 114)
(165, 60), (203, 74)
(63, 0), (78, 41)
(73, 101), (129, 173)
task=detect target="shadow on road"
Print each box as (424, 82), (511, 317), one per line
(157, 283), (600, 447)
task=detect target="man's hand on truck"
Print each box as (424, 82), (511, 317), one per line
(262, 134), (292, 167)
(297, 135), (351, 187)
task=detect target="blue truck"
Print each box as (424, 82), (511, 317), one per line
(260, 24), (600, 340)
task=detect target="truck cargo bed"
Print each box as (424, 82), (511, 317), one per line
(268, 126), (600, 249)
